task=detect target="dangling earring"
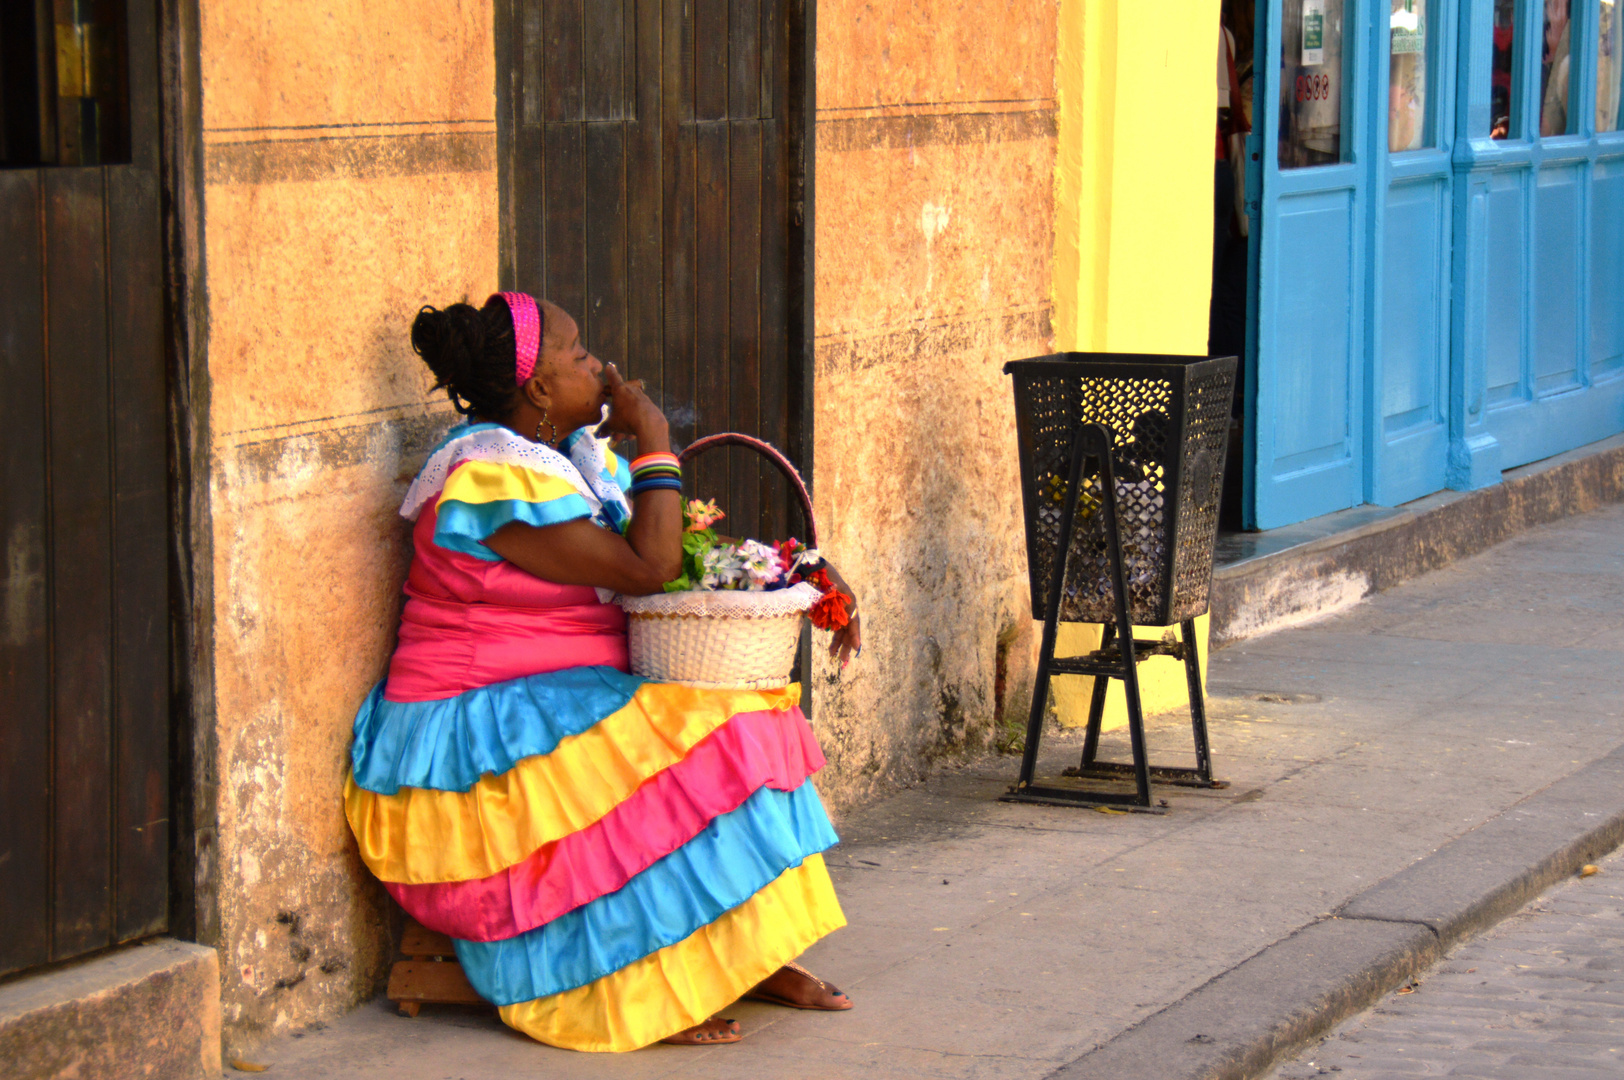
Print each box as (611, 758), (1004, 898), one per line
(535, 408), (559, 445)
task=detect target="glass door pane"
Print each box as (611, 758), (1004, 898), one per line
(1601, 0), (1623, 131)
(1279, 0), (1346, 166)
(1540, 0), (1573, 135)
(1492, 0), (1517, 138)
(1389, 0), (1431, 150)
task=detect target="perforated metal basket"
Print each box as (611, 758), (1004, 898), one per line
(1004, 353), (1237, 627)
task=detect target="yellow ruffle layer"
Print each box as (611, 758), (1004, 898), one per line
(498, 853), (846, 1052)
(344, 682), (800, 884)
(438, 459), (582, 507)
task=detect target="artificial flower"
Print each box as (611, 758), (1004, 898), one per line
(736, 539), (784, 590)
(803, 567), (852, 631)
(684, 498), (724, 533)
(808, 586), (851, 631)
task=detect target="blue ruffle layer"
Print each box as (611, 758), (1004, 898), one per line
(435, 495), (599, 560)
(452, 780), (838, 1005)
(350, 666), (646, 795)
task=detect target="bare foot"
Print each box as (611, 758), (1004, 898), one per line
(660, 1016), (741, 1045)
(744, 962), (852, 1011)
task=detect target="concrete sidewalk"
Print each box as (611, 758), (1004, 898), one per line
(251, 502), (1624, 1080)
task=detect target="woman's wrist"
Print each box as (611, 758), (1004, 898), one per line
(633, 420), (671, 454)
(628, 451), (682, 496)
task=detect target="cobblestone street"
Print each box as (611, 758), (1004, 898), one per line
(1270, 847), (1624, 1079)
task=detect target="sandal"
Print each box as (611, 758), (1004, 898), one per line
(660, 1017), (741, 1045)
(744, 962), (853, 1011)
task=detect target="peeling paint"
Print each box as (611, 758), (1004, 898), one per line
(808, 0), (1057, 809)
(198, 0), (498, 1047)
(1222, 569), (1373, 644)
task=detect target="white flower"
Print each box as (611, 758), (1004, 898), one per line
(734, 539), (783, 590)
(701, 545), (750, 589)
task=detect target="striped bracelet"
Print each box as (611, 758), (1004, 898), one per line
(629, 451), (682, 496)
(630, 452), (680, 472)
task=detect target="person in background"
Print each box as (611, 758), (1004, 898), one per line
(1541, 0), (1572, 136)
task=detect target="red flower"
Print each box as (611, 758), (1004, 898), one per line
(808, 589), (851, 631)
(803, 567), (851, 631)
(775, 539), (802, 577)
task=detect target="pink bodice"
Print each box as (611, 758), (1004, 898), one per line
(384, 504), (629, 702)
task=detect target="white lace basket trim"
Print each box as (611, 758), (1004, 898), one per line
(400, 424), (629, 525)
(618, 582), (822, 619)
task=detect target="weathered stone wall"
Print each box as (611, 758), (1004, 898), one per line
(807, 0), (1057, 810)
(197, 0), (496, 1051)
(193, 0), (1061, 1052)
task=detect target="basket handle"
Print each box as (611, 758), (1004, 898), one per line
(678, 433), (818, 549)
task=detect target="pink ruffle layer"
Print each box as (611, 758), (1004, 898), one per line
(384, 705), (825, 941)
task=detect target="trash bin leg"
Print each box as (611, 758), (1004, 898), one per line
(1094, 431), (1152, 809)
(1181, 618), (1214, 784)
(1015, 423), (1094, 792)
(1079, 622), (1114, 771)
(1016, 616), (1058, 791)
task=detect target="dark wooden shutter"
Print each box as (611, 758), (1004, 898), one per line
(0, 0), (170, 978)
(497, 0), (810, 542)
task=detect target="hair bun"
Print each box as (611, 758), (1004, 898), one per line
(410, 298), (519, 418)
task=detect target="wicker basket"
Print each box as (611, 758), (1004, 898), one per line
(619, 434), (821, 688)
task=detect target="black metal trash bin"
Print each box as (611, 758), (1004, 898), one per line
(1003, 352), (1237, 810)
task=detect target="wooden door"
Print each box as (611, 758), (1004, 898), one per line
(1469, 0), (1624, 471)
(1369, 0), (1454, 506)
(497, 0), (811, 542)
(0, 0), (171, 978)
(1247, 0), (1369, 528)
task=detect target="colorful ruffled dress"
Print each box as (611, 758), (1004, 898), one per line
(343, 421), (846, 1051)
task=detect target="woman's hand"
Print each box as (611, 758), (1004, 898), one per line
(821, 561), (862, 668)
(486, 362), (683, 593)
(599, 362), (669, 451)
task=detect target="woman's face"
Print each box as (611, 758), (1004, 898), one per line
(535, 304), (609, 432)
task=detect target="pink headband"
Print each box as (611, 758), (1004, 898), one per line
(494, 292), (542, 384)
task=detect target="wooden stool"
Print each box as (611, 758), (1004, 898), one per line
(387, 920), (487, 1017)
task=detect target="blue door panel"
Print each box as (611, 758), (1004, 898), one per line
(1482, 376), (1624, 468)
(1272, 191), (1356, 471)
(1533, 167), (1582, 394)
(1483, 171), (1527, 406)
(1381, 181), (1447, 433)
(1372, 177), (1451, 506)
(1591, 160), (1624, 377)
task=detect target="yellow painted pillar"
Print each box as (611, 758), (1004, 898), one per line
(1050, 0), (1220, 729)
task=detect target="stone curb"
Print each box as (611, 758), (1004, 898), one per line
(1046, 743), (1624, 1080)
(0, 938), (222, 1080)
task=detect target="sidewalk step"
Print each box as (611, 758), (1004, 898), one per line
(1210, 433), (1624, 647)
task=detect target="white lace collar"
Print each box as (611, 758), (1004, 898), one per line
(400, 422), (630, 528)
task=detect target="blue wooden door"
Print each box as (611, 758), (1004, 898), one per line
(1248, 0), (1370, 529)
(1369, 0), (1456, 505)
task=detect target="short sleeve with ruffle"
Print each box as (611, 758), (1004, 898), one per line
(609, 452), (632, 494)
(400, 422), (635, 560)
(433, 459), (600, 560)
